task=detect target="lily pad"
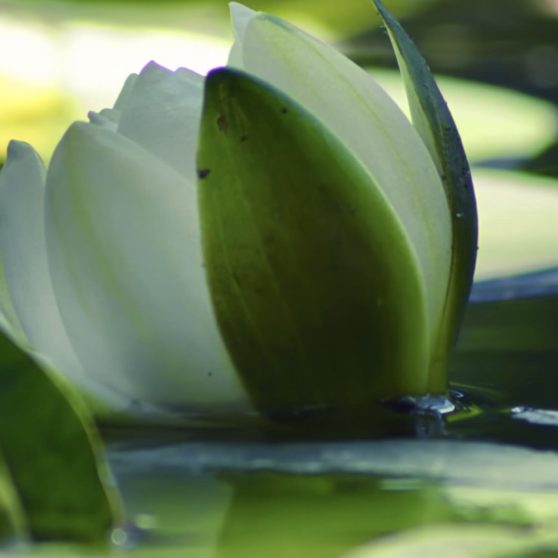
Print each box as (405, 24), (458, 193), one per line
(370, 70), (558, 163)
(473, 170), (558, 280)
(108, 439), (558, 489)
(341, 524), (557, 558)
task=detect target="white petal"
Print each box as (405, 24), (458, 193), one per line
(88, 109), (120, 131)
(0, 309), (14, 339)
(45, 122), (250, 413)
(0, 141), (124, 407)
(227, 42), (243, 67)
(230, 3), (257, 41)
(0, 141), (61, 343)
(87, 73), (139, 131)
(230, 13), (451, 345)
(228, 4), (257, 66)
(116, 61), (204, 180)
(113, 72), (139, 111)
(0, 257), (25, 344)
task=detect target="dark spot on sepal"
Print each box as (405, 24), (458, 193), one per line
(240, 134), (248, 142)
(280, 107), (288, 115)
(198, 168), (211, 179)
(217, 114), (228, 132)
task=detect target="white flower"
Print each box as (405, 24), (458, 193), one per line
(0, 2), (474, 420)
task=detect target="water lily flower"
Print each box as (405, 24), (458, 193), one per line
(0, 1), (476, 420)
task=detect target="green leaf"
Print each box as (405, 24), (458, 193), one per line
(198, 67), (430, 419)
(0, 331), (121, 542)
(0, 451), (26, 541)
(372, 0), (478, 392)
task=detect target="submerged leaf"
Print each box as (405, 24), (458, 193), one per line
(0, 331), (121, 542)
(372, 0), (478, 392)
(198, 67), (430, 418)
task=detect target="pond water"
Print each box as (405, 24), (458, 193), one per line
(106, 440), (558, 557)
(0, 270), (553, 557)
(83, 269), (558, 558)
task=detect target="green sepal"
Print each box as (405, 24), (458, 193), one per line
(198, 67), (430, 419)
(372, 0), (478, 391)
(0, 331), (122, 542)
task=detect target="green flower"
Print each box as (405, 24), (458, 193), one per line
(0, 1), (476, 420)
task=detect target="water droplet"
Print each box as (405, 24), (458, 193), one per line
(111, 528), (128, 547)
(415, 394), (456, 415)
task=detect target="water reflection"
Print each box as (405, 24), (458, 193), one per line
(107, 440), (558, 557)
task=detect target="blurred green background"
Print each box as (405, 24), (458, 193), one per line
(0, 0), (557, 301)
(9, 0), (558, 280)
(0, 0), (556, 163)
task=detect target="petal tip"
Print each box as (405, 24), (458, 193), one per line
(4, 141), (43, 174)
(229, 2), (257, 40)
(140, 60), (171, 77)
(7, 140), (32, 160)
(88, 110), (119, 130)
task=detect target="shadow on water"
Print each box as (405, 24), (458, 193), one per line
(447, 268), (558, 449)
